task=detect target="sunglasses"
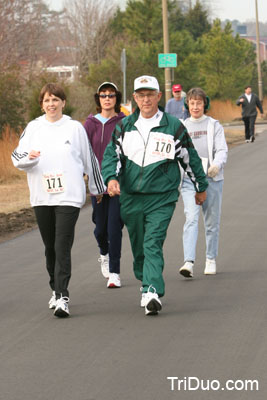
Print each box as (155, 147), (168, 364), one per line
(99, 94), (116, 99)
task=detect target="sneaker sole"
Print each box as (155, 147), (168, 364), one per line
(145, 298), (162, 315)
(204, 271), (216, 275)
(179, 268), (193, 278)
(107, 283), (121, 288)
(54, 308), (69, 318)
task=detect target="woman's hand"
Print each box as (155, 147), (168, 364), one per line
(96, 194), (103, 204)
(28, 150), (41, 160)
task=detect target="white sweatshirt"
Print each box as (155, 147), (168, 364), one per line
(12, 115), (105, 208)
(183, 116), (228, 181)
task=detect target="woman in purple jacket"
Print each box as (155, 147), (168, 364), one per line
(84, 82), (125, 288)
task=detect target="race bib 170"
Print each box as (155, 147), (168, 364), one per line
(147, 132), (175, 160)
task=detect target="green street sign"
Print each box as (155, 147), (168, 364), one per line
(158, 53), (177, 68)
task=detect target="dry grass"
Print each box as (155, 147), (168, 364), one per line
(209, 98), (267, 122)
(224, 128), (244, 147)
(0, 178), (30, 213)
(0, 127), (30, 213)
(209, 100), (241, 122)
(0, 127), (24, 183)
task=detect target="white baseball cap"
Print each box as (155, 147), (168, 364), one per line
(134, 75), (160, 91)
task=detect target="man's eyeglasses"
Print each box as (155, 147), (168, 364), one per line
(135, 93), (158, 100)
(99, 94), (116, 99)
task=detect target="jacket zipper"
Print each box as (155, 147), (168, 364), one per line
(101, 123), (104, 144)
(136, 128), (152, 191)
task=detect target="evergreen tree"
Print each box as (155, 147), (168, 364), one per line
(199, 20), (255, 99)
(0, 69), (25, 136)
(184, 0), (211, 40)
(121, 0), (163, 43)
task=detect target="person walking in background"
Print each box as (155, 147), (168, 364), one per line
(84, 82), (125, 289)
(179, 88), (228, 279)
(236, 85), (264, 143)
(102, 76), (208, 316)
(165, 83), (189, 120)
(11, 83), (105, 318)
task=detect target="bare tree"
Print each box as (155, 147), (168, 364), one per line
(0, 0), (64, 72)
(62, 0), (116, 75)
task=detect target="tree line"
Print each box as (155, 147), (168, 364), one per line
(0, 0), (266, 136)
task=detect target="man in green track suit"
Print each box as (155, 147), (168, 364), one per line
(101, 75), (208, 316)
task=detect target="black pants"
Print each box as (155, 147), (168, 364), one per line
(34, 206), (80, 299)
(242, 115), (257, 140)
(91, 195), (123, 273)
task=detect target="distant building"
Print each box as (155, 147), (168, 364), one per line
(236, 25), (247, 36)
(245, 36), (267, 62)
(44, 66), (78, 82)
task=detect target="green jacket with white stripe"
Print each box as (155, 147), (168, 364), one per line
(101, 107), (208, 196)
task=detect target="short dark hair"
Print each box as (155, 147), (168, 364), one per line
(94, 85), (122, 114)
(39, 83), (66, 106)
(245, 85), (252, 90)
(186, 87), (210, 112)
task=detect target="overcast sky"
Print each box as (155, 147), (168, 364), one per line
(46, 0), (267, 24)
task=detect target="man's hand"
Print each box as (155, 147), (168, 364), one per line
(239, 98), (244, 103)
(195, 191), (206, 206)
(107, 180), (120, 196)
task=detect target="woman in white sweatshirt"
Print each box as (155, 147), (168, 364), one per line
(12, 83), (105, 318)
(179, 88), (228, 278)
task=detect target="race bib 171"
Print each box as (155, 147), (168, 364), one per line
(42, 172), (65, 194)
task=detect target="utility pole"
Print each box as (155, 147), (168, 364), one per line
(162, 0), (172, 103)
(121, 48), (127, 104)
(255, 0), (263, 101)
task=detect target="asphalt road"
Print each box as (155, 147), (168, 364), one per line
(1, 124), (267, 400)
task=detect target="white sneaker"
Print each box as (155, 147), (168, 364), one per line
(179, 261), (194, 278)
(107, 273), (121, 288)
(140, 287), (147, 307)
(144, 286), (162, 315)
(98, 254), (109, 279)
(204, 259), (216, 275)
(140, 293), (147, 307)
(54, 296), (70, 318)
(48, 291), (57, 309)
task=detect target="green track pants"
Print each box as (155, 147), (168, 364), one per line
(120, 192), (177, 297)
